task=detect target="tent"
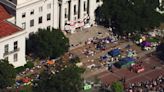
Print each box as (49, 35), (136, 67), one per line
(108, 48), (120, 57)
(131, 64), (144, 73)
(121, 57), (135, 62)
(47, 60), (55, 65)
(21, 77), (31, 83)
(127, 51), (133, 57)
(114, 57), (135, 68)
(141, 41), (151, 47)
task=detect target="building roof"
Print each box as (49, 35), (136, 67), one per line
(0, 5), (22, 39)
(0, 21), (22, 38)
(0, 5), (11, 22)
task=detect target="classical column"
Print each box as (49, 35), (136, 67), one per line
(78, 0), (81, 19)
(58, 3), (62, 29)
(68, 0), (71, 21)
(87, 0), (90, 16)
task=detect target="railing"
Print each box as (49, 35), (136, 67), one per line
(3, 48), (20, 56)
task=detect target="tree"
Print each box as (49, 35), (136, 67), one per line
(156, 39), (164, 61)
(32, 64), (85, 92)
(0, 59), (16, 89)
(26, 28), (69, 59)
(111, 81), (124, 92)
(99, 0), (163, 35)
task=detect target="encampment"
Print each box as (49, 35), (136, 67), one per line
(114, 57), (135, 68)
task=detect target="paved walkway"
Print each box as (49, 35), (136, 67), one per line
(66, 26), (110, 50)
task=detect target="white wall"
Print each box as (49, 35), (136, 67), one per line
(59, 0), (102, 30)
(15, 0), (55, 36)
(0, 31), (26, 67)
(1, 0), (103, 34)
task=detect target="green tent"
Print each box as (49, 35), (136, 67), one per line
(84, 84), (92, 90)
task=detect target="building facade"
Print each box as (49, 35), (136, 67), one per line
(0, 0), (102, 35)
(0, 5), (26, 67)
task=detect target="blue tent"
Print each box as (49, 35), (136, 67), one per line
(114, 57), (135, 68)
(108, 48), (120, 57)
(121, 57), (135, 62)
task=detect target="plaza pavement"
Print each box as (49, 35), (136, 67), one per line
(67, 26), (164, 92)
(66, 26), (110, 50)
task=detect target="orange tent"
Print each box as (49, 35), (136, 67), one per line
(47, 60), (55, 65)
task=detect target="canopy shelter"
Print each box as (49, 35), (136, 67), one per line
(114, 57), (135, 68)
(108, 48), (120, 57)
(131, 64), (144, 73)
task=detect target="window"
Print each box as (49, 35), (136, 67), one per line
(65, 8), (68, 18)
(74, 5), (77, 15)
(14, 41), (18, 50)
(4, 57), (8, 61)
(47, 3), (51, 9)
(29, 32), (34, 36)
(96, 0), (100, 2)
(14, 53), (18, 62)
(84, 1), (87, 11)
(38, 16), (42, 24)
(22, 22), (26, 29)
(30, 10), (34, 15)
(47, 13), (51, 21)
(39, 6), (43, 12)
(4, 44), (9, 53)
(74, 17), (76, 20)
(22, 13), (26, 18)
(47, 26), (51, 30)
(30, 19), (34, 27)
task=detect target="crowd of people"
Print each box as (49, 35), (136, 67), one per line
(126, 75), (164, 92)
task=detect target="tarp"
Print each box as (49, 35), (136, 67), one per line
(108, 48), (120, 57)
(47, 60), (55, 65)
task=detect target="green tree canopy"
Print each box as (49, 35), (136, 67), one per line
(111, 81), (124, 92)
(99, 0), (163, 35)
(32, 64), (85, 92)
(0, 59), (16, 89)
(26, 28), (69, 59)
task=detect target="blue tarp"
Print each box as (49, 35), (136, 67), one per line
(108, 48), (120, 57)
(121, 57), (135, 62)
(141, 41), (151, 47)
(114, 57), (135, 68)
